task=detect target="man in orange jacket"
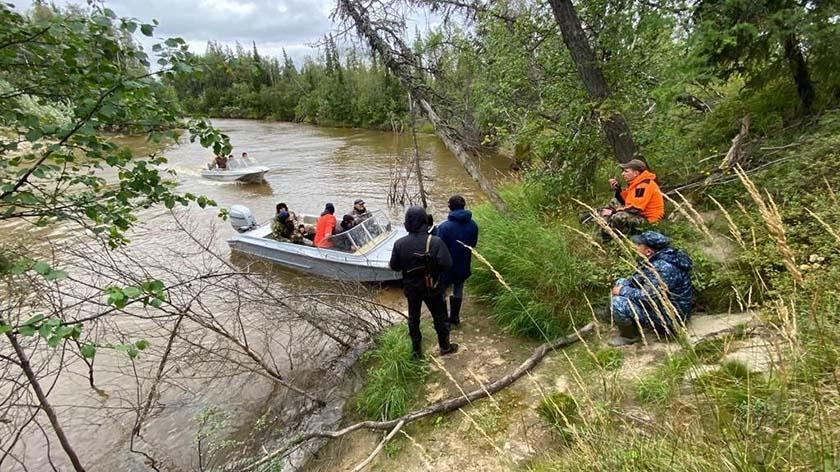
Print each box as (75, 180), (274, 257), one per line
(596, 159), (665, 238)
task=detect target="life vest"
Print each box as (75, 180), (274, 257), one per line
(620, 170), (665, 222)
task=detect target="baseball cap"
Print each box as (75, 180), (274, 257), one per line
(619, 159), (647, 172)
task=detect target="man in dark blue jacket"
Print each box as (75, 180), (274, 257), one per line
(390, 206), (459, 358)
(609, 231), (694, 346)
(434, 195), (479, 326)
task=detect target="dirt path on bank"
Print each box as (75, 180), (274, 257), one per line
(304, 300), (581, 471)
(302, 296), (769, 472)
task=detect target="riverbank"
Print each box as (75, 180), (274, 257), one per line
(287, 110), (840, 471)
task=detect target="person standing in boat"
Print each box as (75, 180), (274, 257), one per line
(434, 195), (479, 327)
(314, 203), (337, 248)
(389, 206), (459, 359)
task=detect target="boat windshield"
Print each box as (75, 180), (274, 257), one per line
(328, 210), (392, 253)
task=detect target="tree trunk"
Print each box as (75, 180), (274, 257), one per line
(7, 333), (87, 471)
(338, 0), (509, 214)
(547, 0), (637, 163)
(783, 33), (815, 114)
(417, 98), (508, 213)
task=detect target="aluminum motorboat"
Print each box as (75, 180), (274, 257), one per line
(202, 156), (269, 183)
(226, 206), (404, 282)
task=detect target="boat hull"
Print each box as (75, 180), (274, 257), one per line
(201, 167), (269, 183)
(227, 224), (405, 282)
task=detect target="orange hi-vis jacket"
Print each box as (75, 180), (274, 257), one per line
(620, 170), (665, 222)
(314, 213), (337, 248)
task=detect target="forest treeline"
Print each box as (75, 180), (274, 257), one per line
(165, 37), (408, 129)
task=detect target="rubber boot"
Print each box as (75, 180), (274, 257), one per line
(438, 333), (459, 355)
(411, 339), (423, 360)
(608, 322), (641, 347)
(448, 296), (463, 327)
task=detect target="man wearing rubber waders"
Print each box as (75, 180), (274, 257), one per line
(390, 206), (459, 359)
(434, 195), (479, 327)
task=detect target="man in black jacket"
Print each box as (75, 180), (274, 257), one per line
(390, 206), (459, 358)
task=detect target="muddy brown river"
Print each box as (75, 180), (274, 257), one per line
(4, 119), (510, 471)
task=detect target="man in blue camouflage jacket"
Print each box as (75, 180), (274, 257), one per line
(609, 231), (694, 346)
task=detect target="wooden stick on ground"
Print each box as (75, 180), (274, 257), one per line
(244, 322), (596, 471)
(351, 419), (406, 472)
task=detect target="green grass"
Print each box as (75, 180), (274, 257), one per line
(536, 391), (580, 436)
(635, 353), (695, 405)
(593, 347), (624, 371)
(354, 325), (429, 421)
(469, 186), (603, 341)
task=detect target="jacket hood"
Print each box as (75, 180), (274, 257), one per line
(631, 170), (658, 184)
(654, 247), (693, 272)
(448, 209), (473, 223)
(404, 206), (429, 234)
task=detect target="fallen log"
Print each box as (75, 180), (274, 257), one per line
(244, 322), (596, 471)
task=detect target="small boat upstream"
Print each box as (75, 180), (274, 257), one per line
(201, 155), (269, 183)
(227, 206), (405, 282)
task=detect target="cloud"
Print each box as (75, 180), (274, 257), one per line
(104, 0), (334, 45)
(13, 0), (335, 65)
(12, 0), (440, 67)
(199, 0), (257, 16)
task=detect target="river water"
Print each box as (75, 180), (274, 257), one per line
(4, 119), (510, 471)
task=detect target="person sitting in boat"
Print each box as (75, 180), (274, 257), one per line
(276, 202), (298, 224)
(271, 210), (296, 242)
(292, 224), (313, 246)
(333, 215), (358, 252)
(351, 199), (372, 224)
(314, 203), (337, 248)
(214, 154), (228, 170)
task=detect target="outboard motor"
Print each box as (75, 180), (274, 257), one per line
(229, 205), (257, 233)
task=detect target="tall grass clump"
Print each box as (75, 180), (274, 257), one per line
(536, 391), (580, 438)
(469, 185), (602, 340)
(355, 325), (429, 421)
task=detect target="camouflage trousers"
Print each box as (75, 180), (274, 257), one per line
(600, 199), (646, 237)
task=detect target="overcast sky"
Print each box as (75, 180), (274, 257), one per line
(13, 0), (440, 67)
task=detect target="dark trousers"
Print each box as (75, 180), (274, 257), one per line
(407, 292), (450, 353)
